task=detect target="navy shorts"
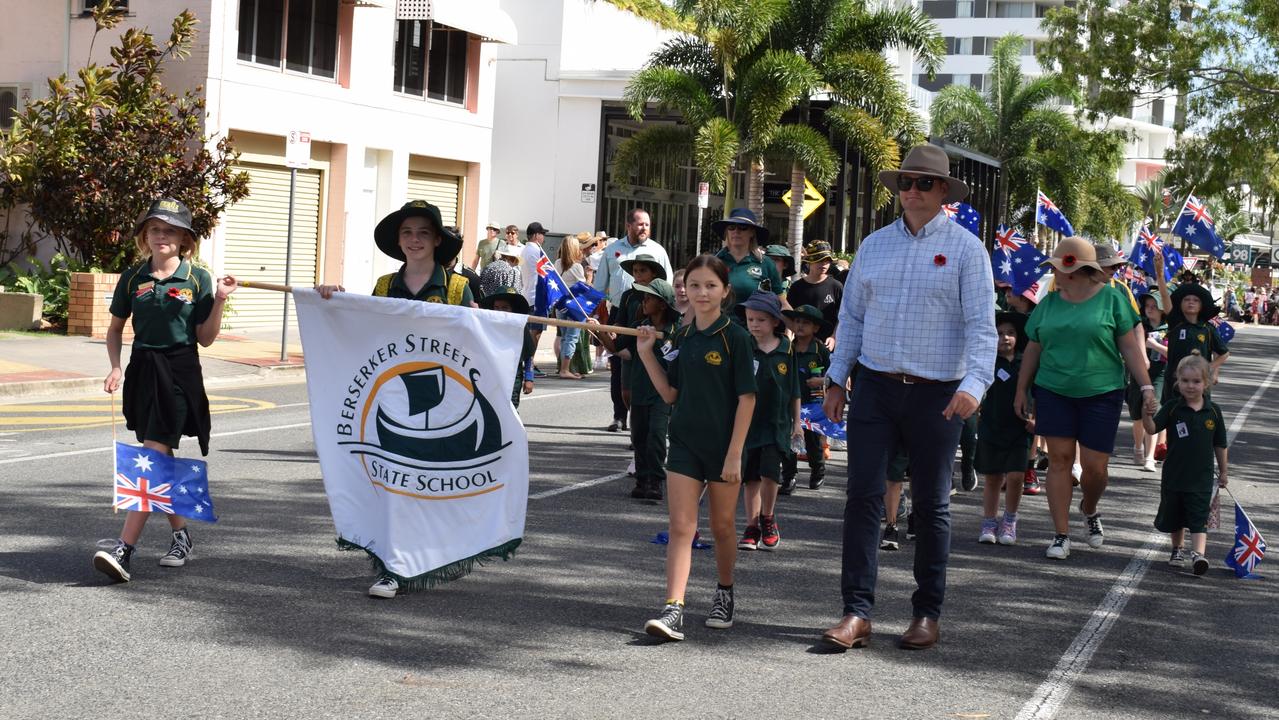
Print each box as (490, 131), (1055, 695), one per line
(1032, 386), (1124, 454)
(744, 444), (782, 483)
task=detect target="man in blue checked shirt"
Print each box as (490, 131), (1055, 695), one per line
(819, 144), (997, 652)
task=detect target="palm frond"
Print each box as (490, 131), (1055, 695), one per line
(694, 117), (741, 193)
(611, 124), (696, 190)
(827, 104), (900, 208)
(689, 0), (789, 80)
(776, 0), (854, 57)
(738, 50), (822, 149)
(930, 84), (997, 152)
(624, 67), (716, 126)
(600, 0), (694, 31)
(836, 6), (945, 76)
(762, 123), (839, 186)
(646, 37), (722, 98)
(822, 51), (917, 136)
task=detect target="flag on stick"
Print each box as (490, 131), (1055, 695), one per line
(1036, 191), (1075, 237)
(113, 443), (217, 522)
(1172, 194), (1227, 259)
(1225, 498), (1266, 579)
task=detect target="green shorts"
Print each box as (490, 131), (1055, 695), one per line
(1126, 365), (1165, 421)
(887, 449), (909, 483)
(1154, 488), (1213, 534)
(140, 386), (188, 449)
(744, 444), (783, 483)
(667, 437), (732, 483)
(974, 439), (1030, 475)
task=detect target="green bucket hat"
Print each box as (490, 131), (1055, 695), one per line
(374, 200), (462, 264)
(478, 286), (530, 315)
(764, 244), (796, 275)
(632, 277), (676, 307)
(782, 304), (832, 336)
(619, 253), (668, 280)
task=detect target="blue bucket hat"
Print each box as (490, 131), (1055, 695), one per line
(738, 289), (785, 332)
(712, 207), (770, 245)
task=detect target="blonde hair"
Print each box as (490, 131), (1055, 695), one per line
(134, 219), (197, 259)
(1175, 354), (1211, 388)
(558, 234), (583, 267)
(672, 268), (686, 285)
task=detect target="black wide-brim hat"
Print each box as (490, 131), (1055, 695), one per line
(995, 311), (1029, 352)
(478, 286), (530, 315)
(712, 207), (770, 245)
(1167, 282), (1220, 326)
(374, 200), (462, 263)
(619, 254), (668, 280)
(783, 304), (832, 336)
(134, 197), (196, 236)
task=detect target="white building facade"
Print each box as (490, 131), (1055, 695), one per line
(2, 0), (516, 330)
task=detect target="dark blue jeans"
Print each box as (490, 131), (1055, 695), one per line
(840, 371), (964, 620)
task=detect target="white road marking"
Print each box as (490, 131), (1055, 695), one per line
(0, 421), (313, 466)
(522, 387), (607, 401)
(1016, 357), (1279, 719)
(529, 472), (628, 500)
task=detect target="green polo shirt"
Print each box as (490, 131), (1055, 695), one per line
(1165, 320), (1227, 381)
(746, 335), (801, 450)
(1152, 397), (1226, 492)
(793, 338), (831, 403)
(613, 287), (645, 328)
(622, 318), (677, 407)
(109, 260), (214, 349)
(716, 248), (783, 311)
(1025, 284), (1140, 398)
(383, 263), (474, 305)
(668, 313), (757, 452)
(979, 354), (1032, 449)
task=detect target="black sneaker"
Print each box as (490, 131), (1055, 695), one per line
(158, 527), (192, 567)
(778, 473), (797, 495)
(880, 524), (900, 551)
(644, 602), (685, 641)
(1191, 551), (1210, 576)
(809, 470), (825, 490)
(93, 540), (134, 583)
(644, 481), (663, 501)
(905, 511), (916, 540)
(630, 480), (647, 499)
(961, 469), (978, 492)
(1035, 452), (1050, 471)
(704, 586), (735, 629)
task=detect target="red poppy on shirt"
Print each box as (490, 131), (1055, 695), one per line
(167, 287), (181, 297)
(933, 254), (946, 266)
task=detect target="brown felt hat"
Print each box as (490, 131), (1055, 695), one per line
(877, 145), (970, 204)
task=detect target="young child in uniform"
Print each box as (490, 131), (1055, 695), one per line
(976, 312), (1035, 546)
(1142, 355), (1229, 575)
(671, 268), (691, 324)
(1161, 283), (1229, 406)
(781, 304), (831, 493)
(479, 287), (537, 408)
(93, 198), (237, 583)
(636, 254), (757, 641)
(607, 278), (679, 500)
(1129, 291), (1169, 471)
(764, 245), (796, 295)
(607, 254), (666, 432)
(737, 291), (802, 552)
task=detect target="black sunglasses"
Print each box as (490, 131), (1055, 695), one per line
(895, 176), (937, 192)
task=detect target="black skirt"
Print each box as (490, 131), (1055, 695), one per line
(121, 344), (212, 455)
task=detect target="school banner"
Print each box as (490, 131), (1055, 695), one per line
(293, 290), (529, 587)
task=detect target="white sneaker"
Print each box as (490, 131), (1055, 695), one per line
(626, 459), (636, 476)
(368, 575), (399, 598)
(1082, 508), (1105, 548)
(1071, 464), (1083, 481)
(1142, 459), (1157, 472)
(1046, 535), (1071, 559)
(830, 438), (847, 451)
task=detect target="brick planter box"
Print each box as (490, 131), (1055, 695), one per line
(67, 272), (132, 339)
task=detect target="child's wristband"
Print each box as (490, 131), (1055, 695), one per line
(1139, 385), (1154, 393)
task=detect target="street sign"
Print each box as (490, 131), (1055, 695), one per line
(697, 182), (709, 209)
(781, 178), (825, 220)
(285, 130), (311, 169)
(581, 183), (596, 203)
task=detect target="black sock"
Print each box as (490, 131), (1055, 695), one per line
(717, 583), (733, 592)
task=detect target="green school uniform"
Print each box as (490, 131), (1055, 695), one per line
(793, 338), (831, 404)
(378, 263), (474, 305)
(746, 336), (802, 451)
(716, 248), (783, 311)
(110, 260), (215, 348)
(1025, 284), (1140, 398)
(618, 317), (677, 406)
(975, 354), (1032, 474)
(1162, 320), (1227, 402)
(1151, 397), (1227, 533)
(666, 313), (758, 481)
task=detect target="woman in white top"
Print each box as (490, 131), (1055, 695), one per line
(555, 235), (591, 379)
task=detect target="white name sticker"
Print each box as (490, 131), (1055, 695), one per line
(1179, 329), (1187, 340)
(1176, 421), (1189, 438)
(996, 368), (1011, 382)
(753, 359), (760, 374)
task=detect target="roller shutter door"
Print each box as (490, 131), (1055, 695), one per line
(406, 172), (461, 229)
(221, 164), (322, 330)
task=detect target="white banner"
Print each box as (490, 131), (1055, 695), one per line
(293, 290), (529, 586)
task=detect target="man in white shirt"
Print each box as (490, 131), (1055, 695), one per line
(520, 221), (550, 377)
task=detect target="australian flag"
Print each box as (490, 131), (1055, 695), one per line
(1129, 226), (1184, 282)
(1209, 316), (1236, 343)
(799, 401), (846, 441)
(942, 202), (982, 238)
(113, 442), (217, 522)
(1036, 190), (1075, 236)
(554, 281), (605, 321)
(1225, 499), (1266, 579)
(533, 253), (568, 318)
(992, 225), (1049, 295)
(1173, 194), (1227, 259)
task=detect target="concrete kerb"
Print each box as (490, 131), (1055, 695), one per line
(0, 364), (307, 403)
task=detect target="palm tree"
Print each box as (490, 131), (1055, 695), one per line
(930, 33), (1077, 229)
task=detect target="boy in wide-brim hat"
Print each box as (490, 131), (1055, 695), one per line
(764, 244), (796, 292)
(1161, 282), (1229, 403)
(619, 254), (668, 281)
(973, 310), (1034, 547)
(781, 303), (832, 492)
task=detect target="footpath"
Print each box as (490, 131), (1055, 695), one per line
(0, 328), (566, 402)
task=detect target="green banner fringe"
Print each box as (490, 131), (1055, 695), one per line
(336, 536), (522, 590)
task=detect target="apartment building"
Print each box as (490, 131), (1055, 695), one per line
(2, 0), (516, 329)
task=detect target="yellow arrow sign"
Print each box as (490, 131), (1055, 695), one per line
(781, 178), (826, 220)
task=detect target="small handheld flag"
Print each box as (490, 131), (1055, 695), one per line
(1225, 499), (1266, 579)
(533, 255), (566, 318)
(1129, 226), (1184, 282)
(1209, 316), (1235, 343)
(800, 401), (846, 441)
(943, 202), (982, 238)
(113, 443), (217, 522)
(992, 225), (1049, 295)
(554, 281), (605, 322)
(1036, 191), (1075, 237)
(1172, 194), (1226, 259)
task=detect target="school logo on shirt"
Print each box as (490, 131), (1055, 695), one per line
(705, 351), (723, 366)
(426, 296), (444, 303)
(822, 294), (834, 305)
(1205, 419), (1216, 430)
(777, 361), (788, 375)
(747, 266), (762, 278)
(1197, 333), (1206, 342)
(166, 287), (194, 304)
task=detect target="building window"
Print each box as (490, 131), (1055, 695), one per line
(954, 37), (973, 54)
(82, 0), (128, 14)
(0, 89), (18, 132)
(953, 73), (971, 88)
(995, 1), (1034, 17)
(957, 0), (974, 17)
(394, 21), (469, 105)
(237, 0), (338, 79)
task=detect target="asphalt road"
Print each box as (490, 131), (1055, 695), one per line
(2, 329), (1277, 720)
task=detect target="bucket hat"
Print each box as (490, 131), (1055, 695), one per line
(877, 145), (970, 204)
(1092, 243), (1126, 268)
(134, 197), (195, 236)
(1167, 282), (1220, 327)
(632, 277), (676, 308)
(374, 200), (461, 263)
(738, 289), (785, 328)
(478, 286), (531, 315)
(1040, 237), (1102, 274)
(764, 244), (795, 275)
(783, 304), (832, 336)
(712, 207), (770, 245)
(803, 241), (834, 263)
(619, 253), (668, 280)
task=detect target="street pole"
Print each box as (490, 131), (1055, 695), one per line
(280, 167), (296, 362)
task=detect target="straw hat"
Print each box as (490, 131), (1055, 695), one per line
(1040, 237), (1102, 274)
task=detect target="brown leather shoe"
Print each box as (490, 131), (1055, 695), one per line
(898, 617), (939, 649)
(821, 614), (871, 649)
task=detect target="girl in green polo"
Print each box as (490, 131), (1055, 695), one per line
(93, 198), (237, 584)
(636, 254), (757, 641)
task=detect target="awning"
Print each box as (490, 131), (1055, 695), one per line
(395, 0), (519, 44)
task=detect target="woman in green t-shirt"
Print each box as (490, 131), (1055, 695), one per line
(1013, 238), (1158, 561)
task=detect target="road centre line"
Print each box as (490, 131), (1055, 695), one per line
(529, 472), (628, 500)
(1016, 356), (1279, 720)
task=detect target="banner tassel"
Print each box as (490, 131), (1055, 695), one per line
(336, 537), (523, 589)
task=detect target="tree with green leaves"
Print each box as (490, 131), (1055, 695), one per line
(1038, 0), (1279, 228)
(0, 5), (248, 269)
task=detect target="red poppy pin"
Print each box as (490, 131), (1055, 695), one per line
(167, 287), (181, 298)
(1062, 254), (1077, 267)
(933, 254), (946, 267)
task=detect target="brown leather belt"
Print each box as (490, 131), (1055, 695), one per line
(872, 370), (946, 385)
